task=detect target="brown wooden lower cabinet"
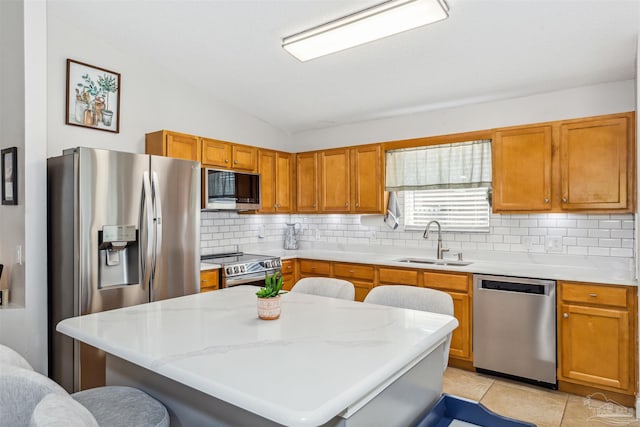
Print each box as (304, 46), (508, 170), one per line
(558, 281), (637, 397)
(281, 259), (296, 291)
(200, 269), (220, 292)
(333, 262), (374, 302)
(298, 259), (331, 277)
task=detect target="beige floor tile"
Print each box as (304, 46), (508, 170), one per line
(480, 380), (568, 427)
(561, 394), (638, 427)
(442, 367), (495, 401)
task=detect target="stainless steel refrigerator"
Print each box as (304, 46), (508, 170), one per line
(48, 147), (200, 392)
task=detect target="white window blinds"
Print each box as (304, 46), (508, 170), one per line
(404, 188), (490, 232)
(385, 140), (492, 191)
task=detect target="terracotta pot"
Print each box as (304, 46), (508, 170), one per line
(257, 295), (281, 320)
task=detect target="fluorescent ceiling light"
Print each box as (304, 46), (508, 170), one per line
(282, 0), (449, 62)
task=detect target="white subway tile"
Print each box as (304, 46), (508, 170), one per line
(598, 238), (621, 248)
(493, 243), (510, 251)
(538, 220), (557, 227)
(611, 229), (634, 239)
(504, 235), (521, 244)
(547, 228), (567, 237)
(576, 237), (598, 247)
(599, 220), (621, 229)
(557, 220), (577, 228)
(622, 220), (634, 230)
(588, 247), (610, 256)
(519, 219), (538, 227)
(588, 229), (610, 238)
(509, 228), (529, 236)
(487, 235), (503, 243)
(567, 246), (588, 255)
(530, 228), (548, 236)
(562, 237), (577, 246)
(610, 248), (633, 257)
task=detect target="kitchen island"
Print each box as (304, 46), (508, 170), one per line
(57, 286), (457, 426)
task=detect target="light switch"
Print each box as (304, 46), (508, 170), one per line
(15, 244), (23, 265)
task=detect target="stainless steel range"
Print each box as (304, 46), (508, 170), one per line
(201, 252), (281, 288)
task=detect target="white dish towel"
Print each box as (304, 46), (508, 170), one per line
(384, 192), (402, 230)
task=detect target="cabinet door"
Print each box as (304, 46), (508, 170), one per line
(232, 144), (258, 172)
(281, 259), (296, 291)
(493, 126), (552, 212)
(202, 138), (231, 168)
(559, 303), (630, 391)
(320, 148), (350, 212)
(448, 292), (471, 360)
(298, 259), (331, 277)
(166, 132), (200, 161)
(258, 150), (277, 213)
(560, 117), (629, 210)
(200, 269), (220, 292)
(296, 152), (319, 212)
(275, 152), (292, 212)
(351, 145), (383, 213)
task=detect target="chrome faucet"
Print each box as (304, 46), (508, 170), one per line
(423, 220), (449, 259)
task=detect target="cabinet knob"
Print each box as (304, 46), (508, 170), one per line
(273, 204), (277, 208)
(589, 293), (598, 298)
(562, 197), (568, 203)
(563, 313), (568, 318)
(355, 203), (359, 208)
(345, 202), (349, 208)
(277, 203), (281, 208)
(225, 159), (229, 163)
(544, 198), (549, 204)
(201, 280), (208, 283)
(313, 203), (317, 208)
(234, 160), (238, 164)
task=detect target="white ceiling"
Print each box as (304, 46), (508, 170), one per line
(49, 0), (639, 134)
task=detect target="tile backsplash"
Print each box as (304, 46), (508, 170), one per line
(200, 211), (635, 260)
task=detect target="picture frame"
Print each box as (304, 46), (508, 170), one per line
(2, 147), (17, 205)
(65, 59), (121, 133)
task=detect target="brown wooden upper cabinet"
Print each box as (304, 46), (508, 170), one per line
(296, 151), (319, 213)
(298, 144), (384, 214)
(560, 116), (630, 210)
(493, 126), (552, 212)
(492, 112), (635, 213)
(258, 149), (292, 213)
(320, 148), (351, 212)
(351, 144), (384, 213)
(146, 130), (200, 162)
(201, 137), (257, 172)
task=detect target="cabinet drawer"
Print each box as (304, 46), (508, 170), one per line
(561, 282), (628, 308)
(334, 263), (374, 280)
(423, 271), (469, 293)
(378, 268), (418, 286)
(281, 259), (295, 274)
(299, 259), (331, 276)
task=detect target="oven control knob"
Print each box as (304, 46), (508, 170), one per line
(240, 265), (246, 273)
(275, 259), (280, 267)
(264, 260), (271, 268)
(226, 267), (232, 275)
(233, 266), (239, 274)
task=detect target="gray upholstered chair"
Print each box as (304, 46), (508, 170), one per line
(0, 346), (169, 427)
(364, 285), (454, 371)
(291, 277), (356, 300)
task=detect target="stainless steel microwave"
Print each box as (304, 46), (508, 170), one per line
(203, 168), (261, 210)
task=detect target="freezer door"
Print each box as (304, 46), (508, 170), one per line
(150, 155), (200, 301)
(77, 148), (151, 314)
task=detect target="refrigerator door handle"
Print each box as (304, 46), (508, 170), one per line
(151, 171), (163, 280)
(140, 171), (154, 290)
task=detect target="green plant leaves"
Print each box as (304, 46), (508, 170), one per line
(256, 271), (284, 298)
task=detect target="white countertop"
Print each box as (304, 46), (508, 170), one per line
(57, 286), (457, 426)
(200, 262), (221, 271)
(239, 245), (637, 286)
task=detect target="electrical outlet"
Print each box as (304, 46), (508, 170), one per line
(545, 236), (563, 253)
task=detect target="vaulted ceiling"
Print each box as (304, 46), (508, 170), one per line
(49, 0), (639, 134)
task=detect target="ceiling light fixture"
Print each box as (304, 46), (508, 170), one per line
(282, 0), (449, 62)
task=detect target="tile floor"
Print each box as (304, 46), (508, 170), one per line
(442, 368), (638, 427)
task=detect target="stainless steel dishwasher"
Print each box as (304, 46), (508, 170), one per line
(473, 274), (557, 387)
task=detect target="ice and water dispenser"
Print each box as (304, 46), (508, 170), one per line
(98, 225), (140, 288)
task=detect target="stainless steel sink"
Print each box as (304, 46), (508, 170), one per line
(394, 257), (473, 267)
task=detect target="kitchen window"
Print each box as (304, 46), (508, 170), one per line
(386, 140), (492, 232)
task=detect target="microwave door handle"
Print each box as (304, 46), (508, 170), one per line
(140, 171), (153, 291)
(151, 171), (163, 280)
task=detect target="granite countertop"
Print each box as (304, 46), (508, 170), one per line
(236, 245), (637, 286)
(57, 286), (457, 426)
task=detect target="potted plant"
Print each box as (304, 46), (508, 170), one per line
(256, 271), (285, 320)
(97, 74), (118, 126)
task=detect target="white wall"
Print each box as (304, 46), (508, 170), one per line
(0, 0), (48, 374)
(292, 80), (635, 151)
(46, 13), (292, 157)
(0, 0), (26, 306)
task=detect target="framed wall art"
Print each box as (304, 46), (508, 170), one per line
(65, 59), (121, 133)
(2, 147), (17, 205)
